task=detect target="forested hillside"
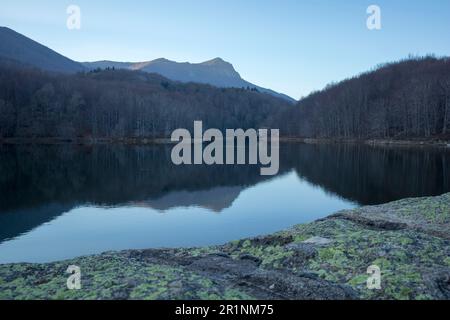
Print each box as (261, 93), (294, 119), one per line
(1, 56), (449, 141)
(0, 60), (291, 139)
(278, 57), (450, 140)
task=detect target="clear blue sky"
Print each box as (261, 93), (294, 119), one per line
(1, 0), (450, 99)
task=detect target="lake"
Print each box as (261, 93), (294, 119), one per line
(0, 143), (449, 263)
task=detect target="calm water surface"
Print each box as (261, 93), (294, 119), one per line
(0, 143), (449, 263)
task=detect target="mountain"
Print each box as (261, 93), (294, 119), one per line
(0, 27), (85, 73)
(0, 26), (294, 102)
(83, 58), (296, 102)
(135, 186), (243, 212)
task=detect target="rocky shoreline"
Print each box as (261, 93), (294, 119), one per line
(0, 193), (449, 300)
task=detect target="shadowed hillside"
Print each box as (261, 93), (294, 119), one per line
(276, 57), (450, 140)
(0, 27), (85, 73)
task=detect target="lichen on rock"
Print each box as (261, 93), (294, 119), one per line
(1, 193), (449, 300)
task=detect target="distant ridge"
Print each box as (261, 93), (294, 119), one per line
(0, 27), (85, 73)
(83, 58), (296, 102)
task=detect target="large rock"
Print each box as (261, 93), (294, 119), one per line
(1, 193), (449, 300)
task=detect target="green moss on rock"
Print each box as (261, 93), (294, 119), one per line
(1, 193), (449, 300)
